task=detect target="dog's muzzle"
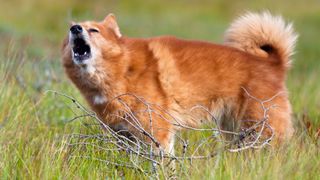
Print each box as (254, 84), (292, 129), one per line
(70, 25), (92, 63)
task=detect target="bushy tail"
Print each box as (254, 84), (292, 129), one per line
(224, 11), (298, 68)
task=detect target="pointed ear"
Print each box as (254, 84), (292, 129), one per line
(103, 13), (122, 38)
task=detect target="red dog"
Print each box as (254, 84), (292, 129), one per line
(62, 12), (297, 153)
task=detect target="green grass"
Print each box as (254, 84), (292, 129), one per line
(0, 0), (319, 179)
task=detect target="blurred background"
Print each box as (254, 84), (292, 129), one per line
(1, 0), (319, 51)
(0, 0), (319, 178)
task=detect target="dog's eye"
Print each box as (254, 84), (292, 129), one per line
(88, 28), (99, 33)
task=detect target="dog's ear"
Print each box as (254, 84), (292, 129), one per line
(103, 13), (122, 38)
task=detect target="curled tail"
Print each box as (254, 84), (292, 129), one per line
(224, 11), (298, 68)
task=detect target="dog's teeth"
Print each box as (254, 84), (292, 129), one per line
(75, 53), (79, 57)
(84, 52), (87, 55)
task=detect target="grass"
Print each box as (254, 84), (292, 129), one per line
(0, 0), (319, 179)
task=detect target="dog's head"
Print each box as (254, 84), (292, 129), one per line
(62, 14), (122, 72)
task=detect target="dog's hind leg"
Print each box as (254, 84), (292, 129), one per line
(241, 92), (294, 143)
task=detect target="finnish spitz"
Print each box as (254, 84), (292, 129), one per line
(62, 12), (297, 153)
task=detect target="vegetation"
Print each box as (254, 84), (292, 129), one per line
(0, 0), (319, 179)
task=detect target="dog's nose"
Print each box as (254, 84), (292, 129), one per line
(70, 25), (83, 34)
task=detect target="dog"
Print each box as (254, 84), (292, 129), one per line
(62, 12), (297, 154)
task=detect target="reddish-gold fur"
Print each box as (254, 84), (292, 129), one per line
(62, 13), (296, 152)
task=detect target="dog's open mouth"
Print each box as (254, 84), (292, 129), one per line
(72, 38), (91, 62)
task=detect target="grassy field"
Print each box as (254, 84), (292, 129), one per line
(0, 0), (319, 179)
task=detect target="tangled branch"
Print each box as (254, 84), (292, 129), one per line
(46, 88), (278, 178)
